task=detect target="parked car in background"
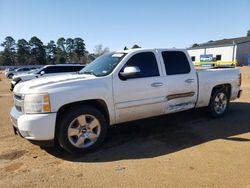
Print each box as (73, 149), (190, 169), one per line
(10, 64), (85, 91)
(29, 67), (39, 71)
(24, 69), (40, 74)
(5, 67), (31, 79)
(4, 67), (17, 73)
(10, 48), (242, 154)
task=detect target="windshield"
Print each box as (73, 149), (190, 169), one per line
(79, 52), (126, 76)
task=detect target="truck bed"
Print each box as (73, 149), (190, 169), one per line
(195, 67), (241, 108)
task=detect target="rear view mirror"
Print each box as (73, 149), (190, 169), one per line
(119, 66), (140, 80)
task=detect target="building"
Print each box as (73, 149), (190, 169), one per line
(188, 36), (250, 66)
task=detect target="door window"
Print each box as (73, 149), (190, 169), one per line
(43, 66), (74, 73)
(121, 52), (159, 79)
(162, 51), (190, 75)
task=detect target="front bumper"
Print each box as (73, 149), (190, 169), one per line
(10, 107), (57, 144)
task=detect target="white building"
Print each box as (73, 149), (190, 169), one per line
(188, 36), (250, 66)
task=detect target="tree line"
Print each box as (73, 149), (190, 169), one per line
(0, 36), (108, 66)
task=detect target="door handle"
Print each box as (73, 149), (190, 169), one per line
(151, 82), (163, 87)
(185, 79), (194, 84)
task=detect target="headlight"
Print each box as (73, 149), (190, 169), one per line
(24, 93), (51, 114)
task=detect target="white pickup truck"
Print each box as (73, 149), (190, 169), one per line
(10, 48), (242, 153)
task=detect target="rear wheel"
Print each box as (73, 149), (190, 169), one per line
(208, 89), (229, 118)
(57, 105), (108, 154)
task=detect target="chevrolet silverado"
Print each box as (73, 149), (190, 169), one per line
(10, 48), (242, 153)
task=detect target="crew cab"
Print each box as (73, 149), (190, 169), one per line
(10, 64), (85, 91)
(10, 48), (242, 153)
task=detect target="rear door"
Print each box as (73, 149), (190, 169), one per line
(113, 51), (166, 123)
(159, 50), (198, 113)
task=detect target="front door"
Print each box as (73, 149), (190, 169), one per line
(113, 51), (166, 123)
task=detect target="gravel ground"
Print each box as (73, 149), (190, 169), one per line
(0, 67), (250, 188)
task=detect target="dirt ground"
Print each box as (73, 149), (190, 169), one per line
(0, 67), (250, 188)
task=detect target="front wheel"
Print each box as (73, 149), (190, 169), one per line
(208, 89), (229, 118)
(57, 105), (108, 154)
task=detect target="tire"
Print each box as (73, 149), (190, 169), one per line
(57, 105), (108, 154)
(208, 89), (229, 118)
(8, 74), (13, 79)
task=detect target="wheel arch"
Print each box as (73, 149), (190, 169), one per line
(211, 84), (232, 99)
(55, 99), (110, 132)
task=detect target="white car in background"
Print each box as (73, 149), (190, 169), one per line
(5, 67), (31, 79)
(10, 64), (85, 91)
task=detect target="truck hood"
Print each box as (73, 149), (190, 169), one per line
(14, 73), (95, 94)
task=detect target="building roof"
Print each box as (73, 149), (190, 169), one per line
(188, 36), (250, 49)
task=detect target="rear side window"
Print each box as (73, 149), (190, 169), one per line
(43, 66), (58, 73)
(161, 51), (191, 75)
(23, 68), (30, 71)
(74, 66), (85, 71)
(57, 66), (74, 72)
(121, 52), (159, 79)
(18, 68), (29, 71)
(43, 66), (74, 73)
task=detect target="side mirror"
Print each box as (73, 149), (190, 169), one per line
(119, 66), (140, 80)
(40, 71), (45, 76)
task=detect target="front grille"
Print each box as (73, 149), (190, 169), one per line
(13, 93), (24, 113)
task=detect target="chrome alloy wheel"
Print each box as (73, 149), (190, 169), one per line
(67, 114), (101, 148)
(213, 92), (228, 115)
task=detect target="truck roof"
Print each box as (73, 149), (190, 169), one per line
(116, 48), (187, 53)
